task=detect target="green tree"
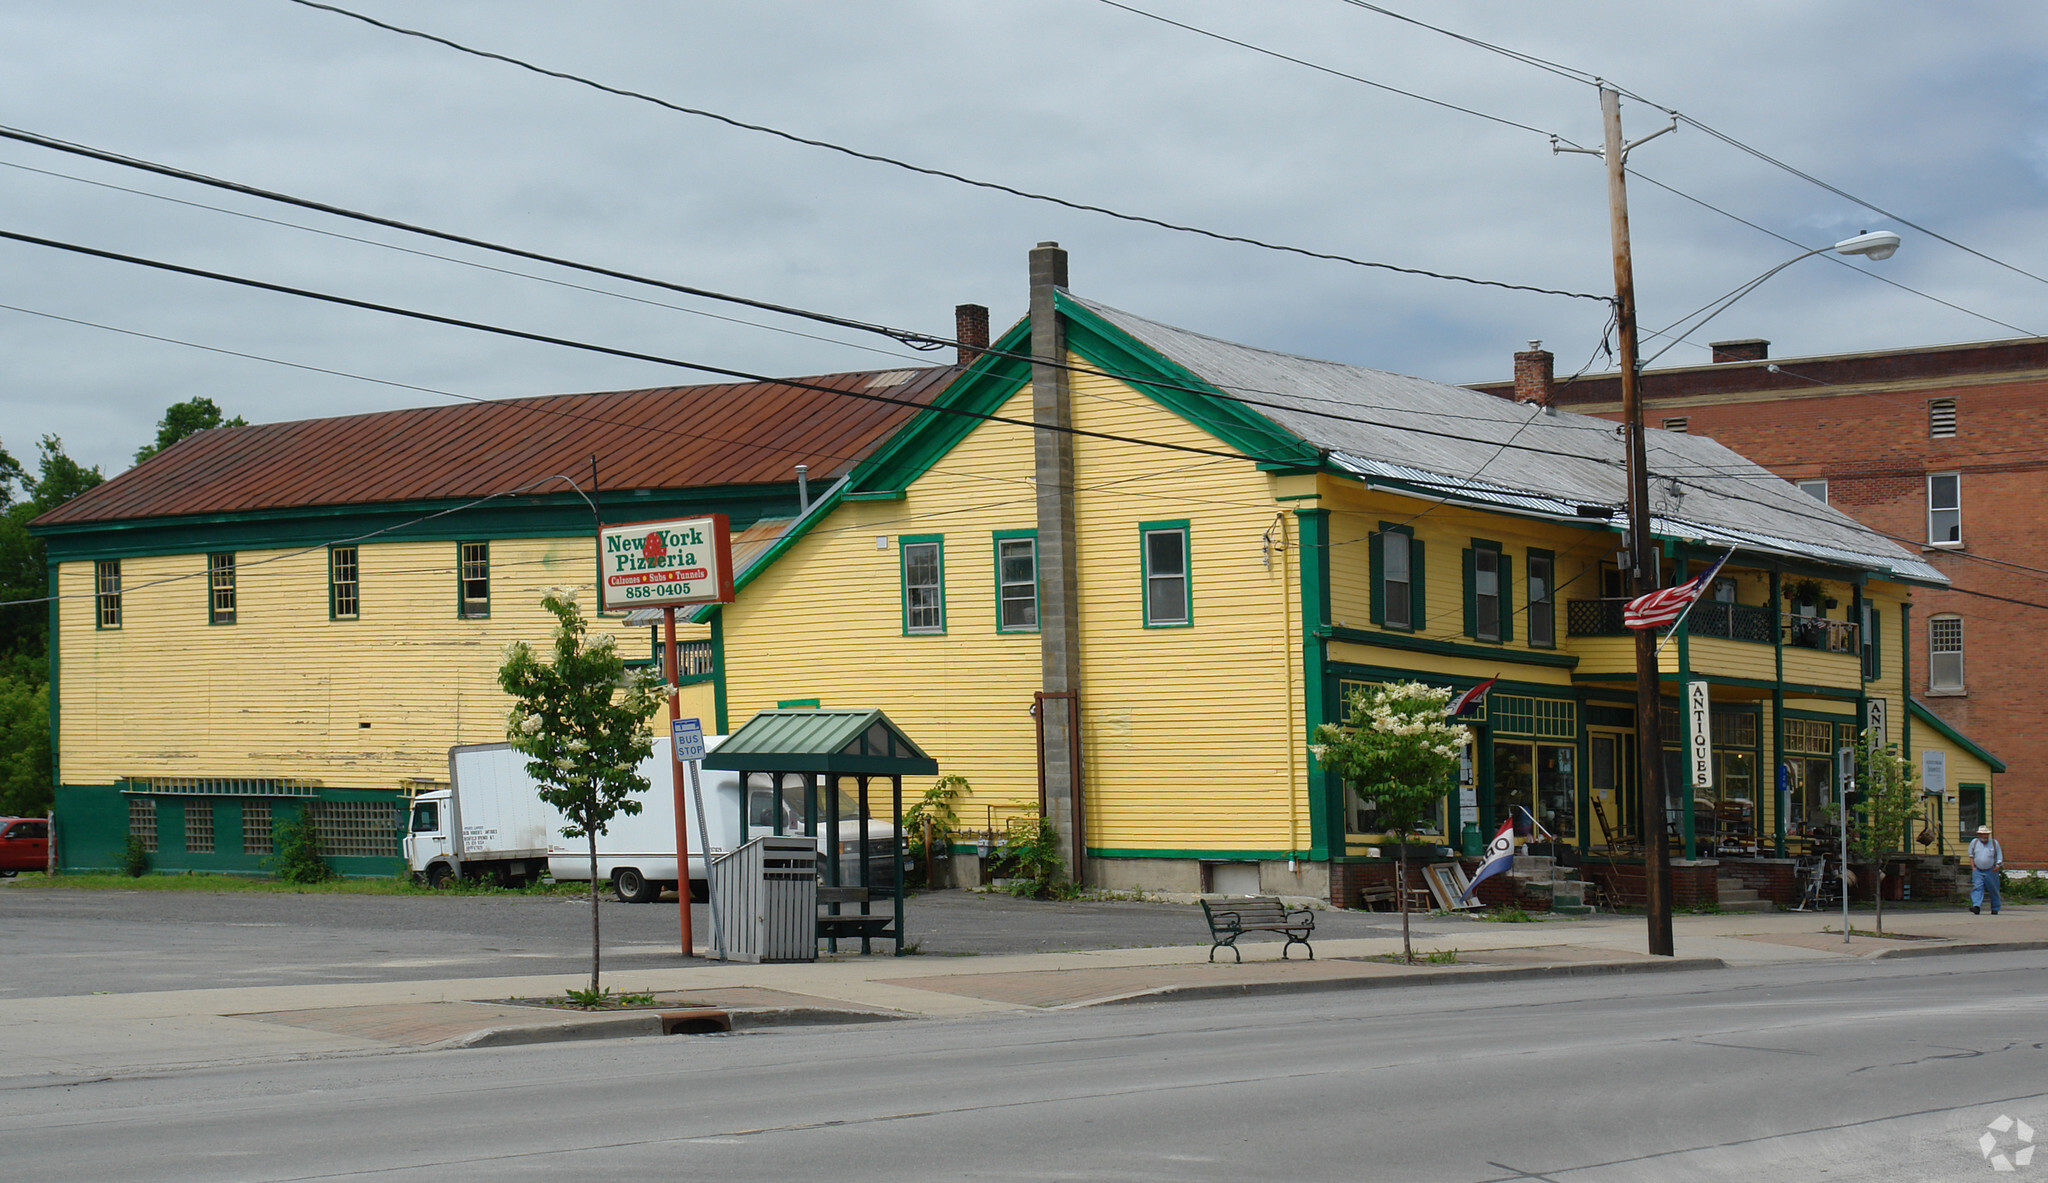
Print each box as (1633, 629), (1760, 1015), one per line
(133, 397), (247, 464)
(1312, 681), (1464, 962)
(0, 675), (51, 816)
(1848, 732), (1921, 935)
(499, 591), (666, 993)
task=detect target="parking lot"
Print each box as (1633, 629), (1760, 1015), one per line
(0, 883), (1412, 998)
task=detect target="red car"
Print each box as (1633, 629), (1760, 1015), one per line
(0, 817), (49, 875)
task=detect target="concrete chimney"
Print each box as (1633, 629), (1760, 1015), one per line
(1513, 340), (1555, 405)
(1710, 338), (1769, 364)
(954, 303), (990, 368)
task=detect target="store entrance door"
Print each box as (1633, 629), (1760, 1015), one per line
(1589, 727), (1637, 850)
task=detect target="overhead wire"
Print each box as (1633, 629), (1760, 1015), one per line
(276, 0), (1605, 303)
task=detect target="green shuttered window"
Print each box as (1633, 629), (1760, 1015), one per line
(1369, 523), (1424, 631)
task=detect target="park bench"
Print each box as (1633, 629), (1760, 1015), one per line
(1200, 896), (1316, 962)
(816, 884), (892, 941)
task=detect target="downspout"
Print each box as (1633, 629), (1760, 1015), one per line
(1771, 567), (1786, 857)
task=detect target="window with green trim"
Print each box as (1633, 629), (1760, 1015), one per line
(901, 535), (945, 634)
(458, 542), (490, 619)
(1140, 521), (1191, 626)
(207, 553), (236, 625)
(1369, 524), (1424, 631)
(95, 559), (121, 629)
(994, 530), (1038, 632)
(330, 546), (360, 620)
(1527, 550), (1554, 648)
(1463, 541), (1511, 643)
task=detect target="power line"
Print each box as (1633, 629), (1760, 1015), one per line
(0, 122), (1619, 447)
(1095, 0), (1573, 142)
(278, 0), (1605, 304)
(0, 224), (1268, 467)
(1333, 1), (2048, 293)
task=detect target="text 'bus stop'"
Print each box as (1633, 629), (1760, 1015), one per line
(702, 709), (937, 956)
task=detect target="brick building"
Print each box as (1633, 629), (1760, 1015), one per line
(1474, 336), (2038, 867)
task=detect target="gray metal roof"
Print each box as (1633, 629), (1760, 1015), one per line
(1074, 296), (1944, 585)
(700, 709), (938, 776)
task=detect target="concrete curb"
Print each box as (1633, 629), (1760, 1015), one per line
(1869, 939), (2048, 960)
(446, 1004), (905, 1049)
(1082, 956), (1728, 1009)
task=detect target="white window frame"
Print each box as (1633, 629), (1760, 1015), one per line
(1797, 479), (1828, 504)
(995, 534), (1038, 633)
(1928, 614), (1964, 694)
(1383, 530), (1412, 630)
(1473, 545), (1501, 643)
(1927, 473), (1961, 545)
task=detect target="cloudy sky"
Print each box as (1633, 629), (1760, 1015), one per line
(3, 0), (2045, 478)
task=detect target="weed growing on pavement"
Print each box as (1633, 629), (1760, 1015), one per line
(560, 986), (612, 1009)
(270, 808), (334, 885)
(1478, 906), (1537, 923)
(1374, 947), (1458, 965)
(618, 992), (657, 1007)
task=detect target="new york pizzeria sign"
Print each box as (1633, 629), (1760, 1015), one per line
(599, 515), (735, 613)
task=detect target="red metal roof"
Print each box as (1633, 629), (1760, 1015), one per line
(36, 366), (957, 527)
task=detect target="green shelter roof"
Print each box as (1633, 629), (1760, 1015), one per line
(700, 709), (938, 776)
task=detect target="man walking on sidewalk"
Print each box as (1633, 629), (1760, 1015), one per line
(1969, 824), (2003, 915)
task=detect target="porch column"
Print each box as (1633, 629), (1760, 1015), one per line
(1294, 504), (1337, 859)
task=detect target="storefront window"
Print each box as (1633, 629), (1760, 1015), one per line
(1493, 740), (1576, 842)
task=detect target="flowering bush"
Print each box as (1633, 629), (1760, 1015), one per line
(1311, 681), (1465, 961)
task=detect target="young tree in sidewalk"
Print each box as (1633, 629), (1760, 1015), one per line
(1849, 732), (1921, 936)
(1312, 681), (1463, 963)
(499, 590), (666, 995)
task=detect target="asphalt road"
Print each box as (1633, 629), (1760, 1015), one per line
(4, 952), (2042, 1182)
(0, 885), (1409, 996)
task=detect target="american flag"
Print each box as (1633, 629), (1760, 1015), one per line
(1623, 552), (1731, 630)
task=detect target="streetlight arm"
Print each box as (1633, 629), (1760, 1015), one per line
(1639, 231), (1900, 369)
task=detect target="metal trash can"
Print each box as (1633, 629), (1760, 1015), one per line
(709, 835), (819, 963)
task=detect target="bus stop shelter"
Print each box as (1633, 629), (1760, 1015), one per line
(702, 708), (937, 955)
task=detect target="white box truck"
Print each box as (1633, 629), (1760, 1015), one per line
(404, 736), (898, 902)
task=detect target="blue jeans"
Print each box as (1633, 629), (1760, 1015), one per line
(1972, 867), (2002, 912)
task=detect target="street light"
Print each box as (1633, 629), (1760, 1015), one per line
(1580, 85), (1903, 956)
(1641, 231), (1903, 367)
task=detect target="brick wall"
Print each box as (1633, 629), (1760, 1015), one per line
(1719, 858), (1799, 906)
(1474, 343), (2048, 869)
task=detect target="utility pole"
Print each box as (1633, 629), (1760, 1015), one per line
(1596, 86), (1675, 956)
(1030, 242), (1085, 882)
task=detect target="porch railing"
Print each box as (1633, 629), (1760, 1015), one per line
(1566, 597), (1856, 651)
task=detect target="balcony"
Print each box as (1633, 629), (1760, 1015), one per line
(1566, 598), (1857, 651)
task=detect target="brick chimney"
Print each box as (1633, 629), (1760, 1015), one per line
(955, 303), (990, 368)
(1710, 338), (1769, 364)
(1513, 340), (1554, 405)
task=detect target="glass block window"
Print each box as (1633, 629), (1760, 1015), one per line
(900, 537), (944, 634)
(184, 800), (214, 853)
(129, 796), (158, 853)
(243, 803), (273, 855)
(1929, 615), (1964, 691)
(314, 800), (402, 859)
(459, 542), (490, 618)
(208, 553), (236, 625)
(95, 560), (122, 628)
(330, 546), (360, 619)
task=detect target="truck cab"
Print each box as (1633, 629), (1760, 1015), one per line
(0, 817), (50, 876)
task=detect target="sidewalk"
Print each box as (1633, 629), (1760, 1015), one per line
(7, 904), (2042, 1084)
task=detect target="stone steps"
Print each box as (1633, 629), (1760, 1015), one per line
(1715, 877), (1777, 913)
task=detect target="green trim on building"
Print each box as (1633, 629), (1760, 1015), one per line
(1909, 697), (2006, 772)
(1295, 506), (1335, 861)
(898, 533), (946, 635)
(711, 612), (729, 734)
(33, 486), (794, 562)
(1137, 519), (1192, 628)
(1324, 624), (1578, 669)
(1086, 846), (1308, 861)
(46, 560), (59, 791)
(991, 528), (1040, 634)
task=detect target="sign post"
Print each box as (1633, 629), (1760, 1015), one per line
(602, 515), (735, 959)
(1838, 745), (1855, 944)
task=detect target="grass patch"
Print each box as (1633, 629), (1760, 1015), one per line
(12, 871), (583, 897)
(1374, 947), (1460, 965)
(1476, 905), (1537, 923)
